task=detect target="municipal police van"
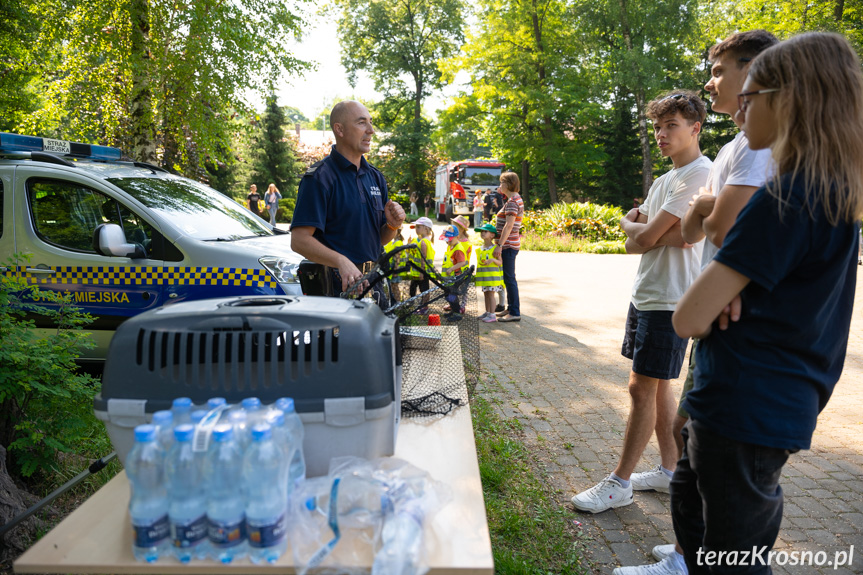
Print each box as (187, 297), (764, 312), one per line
(0, 133), (303, 365)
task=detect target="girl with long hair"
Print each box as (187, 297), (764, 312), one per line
(670, 32), (863, 573)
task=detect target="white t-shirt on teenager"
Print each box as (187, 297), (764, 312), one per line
(631, 155), (712, 312)
(700, 132), (773, 267)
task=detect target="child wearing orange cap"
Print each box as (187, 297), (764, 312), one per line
(440, 224), (469, 320)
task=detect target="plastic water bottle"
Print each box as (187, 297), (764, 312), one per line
(127, 424), (170, 562)
(266, 410), (298, 497)
(190, 409), (207, 426)
(151, 410), (174, 452)
(171, 397), (192, 426)
(227, 409), (250, 452)
(243, 423), (288, 564)
(372, 505), (424, 575)
(204, 424), (247, 563)
(305, 474), (389, 529)
(275, 397), (306, 487)
(242, 397), (267, 428)
(166, 424), (209, 562)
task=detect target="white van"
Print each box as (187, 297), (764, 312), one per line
(0, 133), (303, 365)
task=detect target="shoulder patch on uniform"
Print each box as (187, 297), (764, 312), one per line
(304, 159), (325, 177)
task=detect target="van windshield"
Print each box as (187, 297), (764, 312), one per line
(107, 176), (272, 240)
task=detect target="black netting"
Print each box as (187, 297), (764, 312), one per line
(343, 244), (480, 418)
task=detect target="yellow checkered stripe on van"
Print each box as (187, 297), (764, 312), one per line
(11, 266), (277, 288)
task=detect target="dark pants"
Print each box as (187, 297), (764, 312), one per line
(501, 248), (519, 316)
(671, 419), (791, 574)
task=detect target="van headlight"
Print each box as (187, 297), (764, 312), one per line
(259, 256), (300, 284)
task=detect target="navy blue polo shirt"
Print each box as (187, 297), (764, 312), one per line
(683, 176), (859, 451)
(291, 146), (389, 264)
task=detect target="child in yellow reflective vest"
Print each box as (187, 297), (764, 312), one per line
(452, 215), (473, 262)
(441, 224), (469, 319)
(474, 223), (503, 322)
(407, 217), (436, 313)
(384, 226), (406, 302)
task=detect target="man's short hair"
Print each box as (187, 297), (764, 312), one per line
(646, 90), (707, 125)
(708, 30), (779, 66)
(330, 100), (361, 130)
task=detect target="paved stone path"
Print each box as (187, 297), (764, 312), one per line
(478, 251), (863, 575)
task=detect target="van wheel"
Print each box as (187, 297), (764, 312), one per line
(445, 203), (454, 221)
(436, 207), (446, 222)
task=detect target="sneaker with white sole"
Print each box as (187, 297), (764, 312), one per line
(571, 477), (633, 513)
(482, 314), (497, 323)
(612, 554), (687, 575)
(652, 544), (677, 561)
(631, 465), (671, 493)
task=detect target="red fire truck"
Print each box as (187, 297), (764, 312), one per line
(433, 159), (505, 222)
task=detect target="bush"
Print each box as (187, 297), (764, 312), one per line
(0, 256), (101, 479)
(522, 201), (626, 243)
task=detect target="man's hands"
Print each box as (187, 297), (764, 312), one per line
(385, 200), (406, 228)
(338, 259), (365, 293)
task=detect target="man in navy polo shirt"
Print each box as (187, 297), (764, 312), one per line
(291, 100), (405, 296)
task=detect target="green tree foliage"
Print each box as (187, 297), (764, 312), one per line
(0, 0), (44, 133)
(0, 257), (100, 479)
(335, 0), (465, 195)
(249, 97), (303, 197)
(445, 0), (601, 206)
(571, 0), (702, 198)
(6, 0), (309, 178)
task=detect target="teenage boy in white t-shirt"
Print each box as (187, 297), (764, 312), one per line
(571, 91), (711, 516)
(613, 30), (778, 575)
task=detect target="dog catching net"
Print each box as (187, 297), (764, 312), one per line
(342, 243), (480, 417)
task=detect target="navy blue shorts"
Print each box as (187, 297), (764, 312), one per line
(621, 302), (688, 380)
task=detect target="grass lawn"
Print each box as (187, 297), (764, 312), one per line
(472, 376), (591, 574)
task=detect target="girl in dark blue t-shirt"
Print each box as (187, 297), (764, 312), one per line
(670, 33), (863, 574)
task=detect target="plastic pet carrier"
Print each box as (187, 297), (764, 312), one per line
(94, 295), (400, 477)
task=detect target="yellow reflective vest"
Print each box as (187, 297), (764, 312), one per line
(407, 237), (435, 280)
(443, 242), (468, 277)
(384, 238), (407, 278)
(475, 245), (503, 287)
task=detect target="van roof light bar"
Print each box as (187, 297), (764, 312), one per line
(0, 132), (122, 161)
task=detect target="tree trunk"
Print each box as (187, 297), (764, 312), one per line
(835, 0), (844, 21)
(619, 0), (652, 198)
(0, 445), (46, 567)
(521, 159), (530, 207)
(531, 0), (558, 205)
(634, 87), (652, 198)
(129, 0), (157, 163)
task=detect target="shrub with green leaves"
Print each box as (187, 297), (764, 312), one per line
(0, 256), (100, 478)
(523, 201), (626, 242)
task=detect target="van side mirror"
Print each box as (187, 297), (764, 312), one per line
(92, 223), (146, 259)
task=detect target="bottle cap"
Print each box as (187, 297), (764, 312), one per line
(276, 397), (295, 412)
(242, 397), (262, 410)
(134, 424), (157, 442)
(152, 410), (173, 425)
(172, 397), (192, 411)
(250, 423), (272, 441)
(207, 397), (227, 409)
(212, 424), (234, 442)
(173, 424), (195, 442)
(190, 410), (207, 425)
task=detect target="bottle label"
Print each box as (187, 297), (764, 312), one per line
(133, 514), (170, 548)
(247, 513), (286, 548)
(171, 514), (208, 548)
(208, 516), (246, 548)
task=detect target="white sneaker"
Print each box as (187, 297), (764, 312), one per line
(631, 465), (671, 493)
(571, 477), (633, 513)
(612, 554), (687, 575)
(652, 544), (677, 561)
